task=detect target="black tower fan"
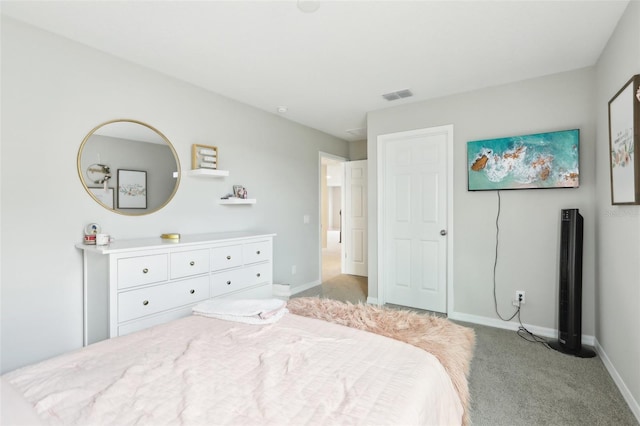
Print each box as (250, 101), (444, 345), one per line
(549, 209), (595, 358)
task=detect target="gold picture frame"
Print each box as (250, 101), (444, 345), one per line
(191, 144), (218, 170)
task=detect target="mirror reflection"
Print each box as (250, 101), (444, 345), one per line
(77, 119), (180, 215)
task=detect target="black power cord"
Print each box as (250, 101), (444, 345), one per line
(492, 191), (551, 349)
(517, 309), (551, 348)
(492, 190), (519, 321)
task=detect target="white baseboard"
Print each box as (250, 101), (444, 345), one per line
(366, 296), (379, 305)
(288, 280), (322, 296)
(594, 338), (640, 423)
(447, 311), (595, 346)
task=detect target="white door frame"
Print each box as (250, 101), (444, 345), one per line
(318, 152), (348, 283)
(376, 125), (454, 313)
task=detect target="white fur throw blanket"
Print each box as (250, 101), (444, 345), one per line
(287, 297), (475, 426)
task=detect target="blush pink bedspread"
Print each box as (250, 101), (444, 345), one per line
(3, 313), (463, 425)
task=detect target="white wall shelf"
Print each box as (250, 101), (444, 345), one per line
(185, 169), (229, 177)
(219, 198), (257, 205)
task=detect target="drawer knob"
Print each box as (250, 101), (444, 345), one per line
(226, 255), (231, 260)
(189, 261), (195, 266)
(190, 289), (195, 294)
(142, 300), (149, 306)
(256, 250), (261, 255)
(256, 273), (261, 278)
(142, 268), (149, 274)
(226, 280), (231, 285)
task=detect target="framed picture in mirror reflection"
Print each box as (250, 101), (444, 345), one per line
(89, 187), (114, 209)
(117, 169), (147, 209)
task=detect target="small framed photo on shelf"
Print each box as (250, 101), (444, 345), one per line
(233, 185), (247, 199)
(192, 144), (218, 170)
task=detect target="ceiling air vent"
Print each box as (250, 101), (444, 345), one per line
(346, 127), (366, 138)
(382, 89), (413, 101)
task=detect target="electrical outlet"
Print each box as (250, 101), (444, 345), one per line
(291, 265), (297, 275)
(516, 290), (525, 305)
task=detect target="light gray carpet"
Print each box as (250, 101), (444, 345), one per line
(463, 321), (637, 425)
(295, 274), (367, 303)
(292, 277), (638, 425)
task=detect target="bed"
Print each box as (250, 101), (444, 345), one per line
(1, 298), (475, 426)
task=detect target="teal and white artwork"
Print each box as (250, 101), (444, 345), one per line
(467, 129), (579, 191)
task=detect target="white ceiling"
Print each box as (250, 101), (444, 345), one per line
(1, 0), (629, 142)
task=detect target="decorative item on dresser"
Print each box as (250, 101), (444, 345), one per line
(76, 231), (275, 346)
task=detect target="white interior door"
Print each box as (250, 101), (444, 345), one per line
(378, 127), (451, 313)
(343, 160), (368, 276)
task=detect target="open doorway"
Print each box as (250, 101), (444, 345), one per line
(320, 154), (345, 282)
(318, 153), (368, 304)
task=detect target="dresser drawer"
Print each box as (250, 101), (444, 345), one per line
(243, 240), (272, 264)
(244, 263), (272, 287)
(211, 268), (246, 297)
(211, 244), (243, 271)
(118, 254), (168, 290)
(211, 264), (272, 297)
(218, 283), (273, 300)
(118, 305), (194, 337)
(170, 249), (210, 279)
(118, 275), (209, 322)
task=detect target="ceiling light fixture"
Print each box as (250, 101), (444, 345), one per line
(277, 106), (288, 113)
(297, 0), (320, 13)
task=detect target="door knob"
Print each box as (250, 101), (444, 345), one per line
(440, 229), (447, 236)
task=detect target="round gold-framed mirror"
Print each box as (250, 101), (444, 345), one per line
(77, 119), (181, 215)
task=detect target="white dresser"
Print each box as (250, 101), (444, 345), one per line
(77, 231), (276, 345)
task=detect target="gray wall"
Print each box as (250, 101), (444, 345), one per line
(1, 18), (348, 373)
(595, 1), (640, 416)
(349, 139), (367, 161)
(367, 68), (596, 334)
